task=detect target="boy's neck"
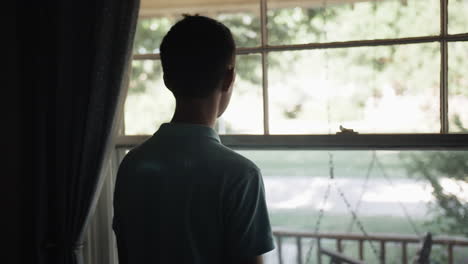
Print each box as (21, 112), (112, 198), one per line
(170, 96), (219, 128)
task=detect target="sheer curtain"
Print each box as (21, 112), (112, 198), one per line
(83, 149), (126, 264)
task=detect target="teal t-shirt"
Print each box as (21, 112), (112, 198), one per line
(113, 123), (274, 263)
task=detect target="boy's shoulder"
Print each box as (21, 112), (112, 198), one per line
(120, 131), (261, 180)
(212, 144), (261, 176)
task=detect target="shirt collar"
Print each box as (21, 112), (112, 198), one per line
(156, 122), (221, 143)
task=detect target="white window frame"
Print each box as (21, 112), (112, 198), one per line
(118, 0), (468, 150)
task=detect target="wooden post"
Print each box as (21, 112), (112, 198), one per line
(276, 236), (283, 264)
(402, 242), (407, 264)
(337, 239), (343, 253)
(317, 238), (322, 264)
(296, 237), (303, 264)
(448, 244), (453, 264)
(358, 240), (364, 260)
(380, 241), (385, 264)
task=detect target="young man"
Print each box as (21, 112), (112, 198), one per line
(113, 15), (274, 264)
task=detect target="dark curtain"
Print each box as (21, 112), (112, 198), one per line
(29, 0), (140, 263)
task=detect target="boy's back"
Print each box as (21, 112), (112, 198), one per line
(113, 123), (274, 263)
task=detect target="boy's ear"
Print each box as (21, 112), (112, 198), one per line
(221, 67), (235, 92)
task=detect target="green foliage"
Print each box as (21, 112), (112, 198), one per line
(267, 7), (326, 45)
(129, 61), (162, 93)
(219, 13), (263, 86)
(400, 119), (468, 259)
(401, 147), (468, 262)
(401, 144), (468, 237)
(129, 18), (173, 94)
(133, 17), (174, 54)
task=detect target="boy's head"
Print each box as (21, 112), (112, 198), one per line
(160, 15), (236, 99)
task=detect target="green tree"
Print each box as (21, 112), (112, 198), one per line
(401, 118), (468, 237)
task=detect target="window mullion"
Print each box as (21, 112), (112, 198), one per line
(440, 0), (449, 134)
(260, 0), (270, 135)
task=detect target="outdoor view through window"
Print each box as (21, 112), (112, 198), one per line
(121, 0), (468, 263)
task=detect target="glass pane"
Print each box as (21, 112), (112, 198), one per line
(134, 7), (260, 54)
(133, 17), (176, 54)
(125, 55), (263, 135)
(124, 60), (175, 135)
(237, 150), (468, 263)
(267, 0), (439, 45)
(449, 0), (468, 34)
(216, 54), (264, 134)
(449, 41), (468, 133)
(268, 43), (440, 134)
(217, 11), (261, 48)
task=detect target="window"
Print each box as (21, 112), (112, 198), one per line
(124, 0), (468, 138)
(112, 0), (468, 263)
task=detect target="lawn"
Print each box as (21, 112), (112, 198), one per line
(238, 150), (413, 178)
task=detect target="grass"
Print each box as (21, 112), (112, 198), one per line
(238, 150), (412, 178)
(269, 209), (425, 234)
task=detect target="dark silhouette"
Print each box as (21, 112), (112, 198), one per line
(113, 15), (274, 264)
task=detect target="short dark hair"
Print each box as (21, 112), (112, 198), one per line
(160, 15), (236, 98)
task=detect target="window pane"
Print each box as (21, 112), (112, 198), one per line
(133, 17), (176, 54)
(237, 150), (468, 263)
(449, 41), (468, 133)
(125, 55), (263, 135)
(268, 43), (440, 134)
(124, 60), (175, 135)
(216, 54), (264, 134)
(449, 0), (468, 34)
(217, 11), (261, 48)
(133, 9), (260, 54)
(267, 0), (439, 45)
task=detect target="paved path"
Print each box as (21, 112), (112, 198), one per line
(264, 176), (434, 217)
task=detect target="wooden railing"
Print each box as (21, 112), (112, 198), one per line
(272, 228), (468, 264)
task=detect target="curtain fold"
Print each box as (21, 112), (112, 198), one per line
(33, 0), (139, 263)
(82, 148), (126, 264)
